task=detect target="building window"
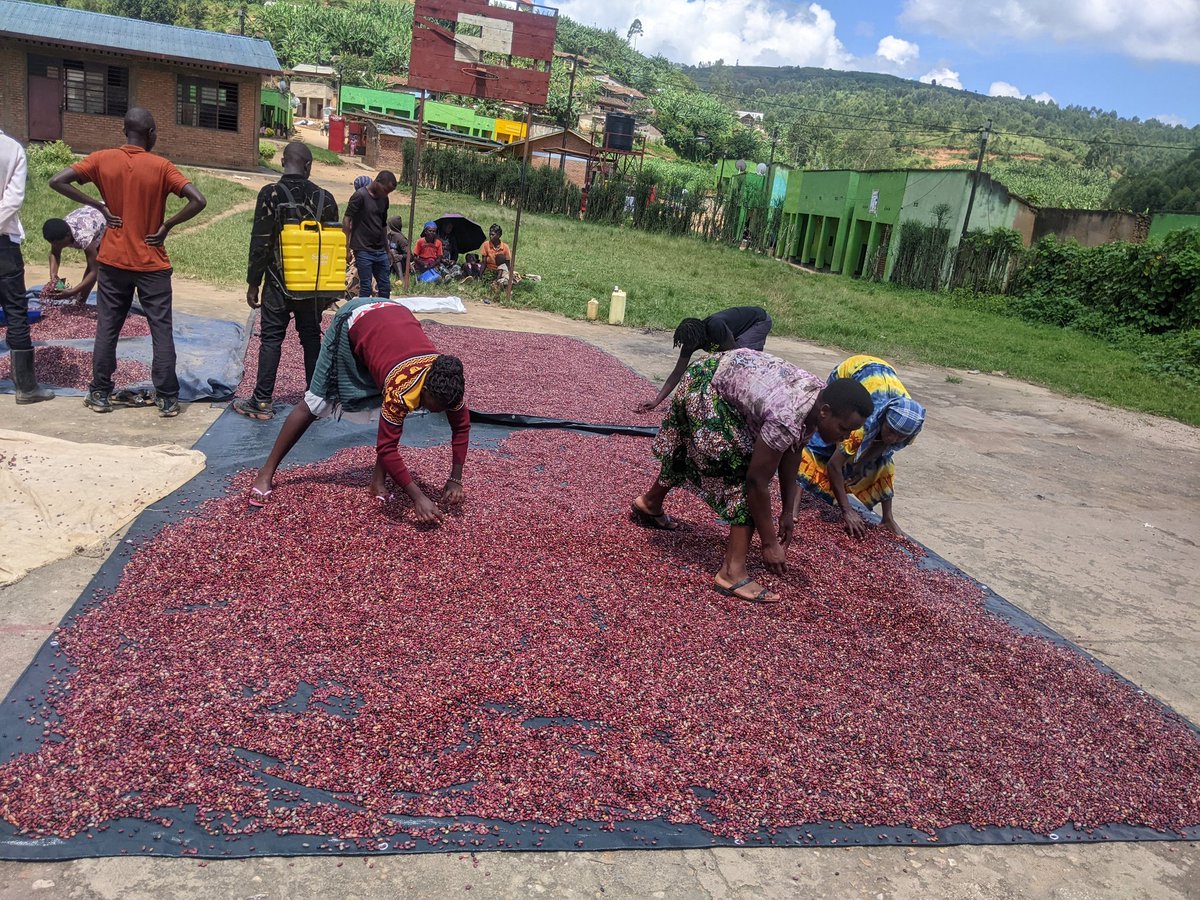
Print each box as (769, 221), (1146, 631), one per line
(177, 76), (239, 131)
(62, 61), (128, 117)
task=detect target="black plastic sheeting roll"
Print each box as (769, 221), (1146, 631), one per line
(469, 409), (658, 438)
(0, 407), (1195, 860)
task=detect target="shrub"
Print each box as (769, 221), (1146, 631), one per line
(1012, 229), (1200, 335)
(27, 140), (75, 180)
(259, 142), (277, 162)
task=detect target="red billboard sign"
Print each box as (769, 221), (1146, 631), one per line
(409, 0), (559, 106)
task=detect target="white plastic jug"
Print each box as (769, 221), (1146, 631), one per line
(608, 286), (627, 325)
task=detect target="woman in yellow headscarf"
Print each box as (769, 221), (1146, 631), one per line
(797, 355), (926, 539)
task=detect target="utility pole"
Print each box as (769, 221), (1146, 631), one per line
(236, 6), (246, 34)
(960, 119), (992, 241)
(559, 55), (581, 172)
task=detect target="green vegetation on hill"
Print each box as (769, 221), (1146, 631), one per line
(685, 64), (1197, 172)
(1108, 148), (1200, 213)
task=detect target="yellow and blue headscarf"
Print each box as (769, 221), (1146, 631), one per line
(808, 355), (925, 462)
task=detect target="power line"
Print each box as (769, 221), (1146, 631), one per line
(990, 128), (1195, 151)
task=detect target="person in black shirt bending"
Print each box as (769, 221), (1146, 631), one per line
(636, 306), (773, 413)
(234, 142), (338, 421)
(344, 171), (397, 299)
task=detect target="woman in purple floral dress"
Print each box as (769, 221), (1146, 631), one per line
(631, 349), (872, 603)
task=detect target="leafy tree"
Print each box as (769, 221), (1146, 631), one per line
(1108, 148), (1200, 212)
(626, 18), (643, 49)
(108, 0), (177, 24)
(725, 126), (763, 163)
(250, 0), (412, 79)
(545, 58), (600, 129)
(652, 87), (737, 161)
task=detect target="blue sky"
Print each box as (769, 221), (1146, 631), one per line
(554, 0), (1200, 127)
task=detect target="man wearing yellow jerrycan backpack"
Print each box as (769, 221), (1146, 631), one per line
(235, 142), (340, 421)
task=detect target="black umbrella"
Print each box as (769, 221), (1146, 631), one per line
(434, 214), (487, 255)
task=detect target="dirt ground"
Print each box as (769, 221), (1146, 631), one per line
(1, 164), (1197, 898)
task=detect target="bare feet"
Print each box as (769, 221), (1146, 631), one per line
(881, 518), (905, 538)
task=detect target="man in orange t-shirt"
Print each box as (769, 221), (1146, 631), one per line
(50, 108), (206, 416)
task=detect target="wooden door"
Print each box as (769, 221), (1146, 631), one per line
(28, 74), (63, 141)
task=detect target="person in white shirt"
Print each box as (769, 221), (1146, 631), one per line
(0, 129), (53, 404)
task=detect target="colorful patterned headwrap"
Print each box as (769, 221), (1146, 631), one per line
(884, 396), (926, 438)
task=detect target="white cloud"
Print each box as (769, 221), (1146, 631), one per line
(988, 81), (1055, 104)
(556, 0), (852, 67)
(920, 66), (963, 88)
(901, 0), (1200, 64)
(988, 81), (1023, 98)
(1150, 113), (1188, 126)
(876, 35), (920, 66)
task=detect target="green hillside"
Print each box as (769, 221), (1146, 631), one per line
(681, 64), (1198, 205)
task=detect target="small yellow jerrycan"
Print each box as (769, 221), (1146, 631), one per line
(586, 298), (599, 320)
(608, 286), (626, 325)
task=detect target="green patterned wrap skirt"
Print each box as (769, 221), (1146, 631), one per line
(652, 356), (756, 525)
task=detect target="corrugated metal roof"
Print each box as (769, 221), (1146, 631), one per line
(375, 122), (419, 139)
(0, 0), (280, 73)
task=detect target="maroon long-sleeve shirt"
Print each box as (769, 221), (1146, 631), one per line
(347, 303), (469, 488)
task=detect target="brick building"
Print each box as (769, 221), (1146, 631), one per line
(493, 129), (598, 188)
(0, 0), (279, 169)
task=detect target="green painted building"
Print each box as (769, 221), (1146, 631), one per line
(787, 170), (858, 270)
(770, 167), (1037, 280)
(842, 171), (907, 277)
(340, 85), (416, 120)
(259, 87), (293, 134)
(339, 85), (514, 141)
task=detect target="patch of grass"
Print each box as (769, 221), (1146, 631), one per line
(68, 180), (1200, 426)
(19, 166), (256, 267)
(309, 146), (345, 167)
(167, 209), (255, 284)
(945, 375), (963, 384)
(393, 188), (1197, 425)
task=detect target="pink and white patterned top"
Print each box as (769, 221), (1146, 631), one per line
(712, 349), (825, 452)
(64, 205), (107, 253)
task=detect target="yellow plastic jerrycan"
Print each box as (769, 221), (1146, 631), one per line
(586, 298), (599, 320)
(279, 220), (347, 298)
(608, 286), (627, 325)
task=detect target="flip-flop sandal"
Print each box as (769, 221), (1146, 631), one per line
(630, 499), (679, 530)
(372, 492), (395, 504)
(247, 487), (272, 509)
(714, 576), (780, 604)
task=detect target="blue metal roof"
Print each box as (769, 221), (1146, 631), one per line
(0, 0), (280, 73)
